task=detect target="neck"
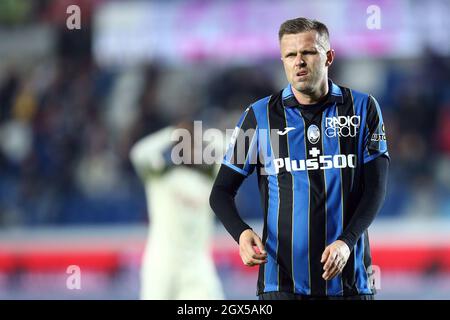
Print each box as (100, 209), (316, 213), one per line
(292, 79), (329, 105)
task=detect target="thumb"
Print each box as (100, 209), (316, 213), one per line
(253, 235), (266, 255)
(321, 246), (329, 263)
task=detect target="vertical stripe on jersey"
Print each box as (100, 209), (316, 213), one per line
(255, 96), (279, 293)
(363, 230), (374, 293)
(268, 96), (294, 293)
(358, 97), (367, 171)
(284, 107), (310, 295)
(264, 174), (280, 292)
(322, 104), (344, 296)
(257, 172), (268, 294)
(302, 111), (327, 296)
(336, 88), (358, 295)
(355, 232), (372, 294)
(364, 96), (385, 162)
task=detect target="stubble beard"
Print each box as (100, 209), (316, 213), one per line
(292, 68), (327, 97)
(293, 78), (316, 95)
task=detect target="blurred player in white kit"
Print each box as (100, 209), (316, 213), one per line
(129, 123), (224, 300)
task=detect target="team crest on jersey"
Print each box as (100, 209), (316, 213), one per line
(307, 125), (320, 144)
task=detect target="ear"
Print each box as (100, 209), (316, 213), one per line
(325, 49), (335, 67)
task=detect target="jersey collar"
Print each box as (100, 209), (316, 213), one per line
(282, 79), (344, 107)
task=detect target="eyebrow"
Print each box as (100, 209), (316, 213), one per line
(283, 48), (318, 56)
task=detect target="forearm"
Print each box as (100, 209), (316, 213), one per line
(129, 126), (175, 177)
(209, 165), (251, 243)
(338, 155), (389, 249)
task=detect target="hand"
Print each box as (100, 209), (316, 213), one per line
(238, 229), (267, 267)
(175, 119), (193, 132)
(320, 240), (350, 280)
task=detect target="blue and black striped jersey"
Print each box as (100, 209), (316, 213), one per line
(223, 80), (389, 296)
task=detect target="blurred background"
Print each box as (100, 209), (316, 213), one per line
(0, 0), (450, 299)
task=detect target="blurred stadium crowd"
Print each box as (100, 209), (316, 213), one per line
(1, 0), (450, 228)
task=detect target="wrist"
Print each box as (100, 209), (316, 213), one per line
(337, 236), (354, 252)
(236, 227), (253, 244)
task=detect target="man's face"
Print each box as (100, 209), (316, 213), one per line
(280, 31), (333, 95)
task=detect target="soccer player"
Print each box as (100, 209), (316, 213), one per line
(210, 17), (389, 300)
(130, 123), (224, 300)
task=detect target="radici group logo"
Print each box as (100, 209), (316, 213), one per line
(324, 115), (360, 138)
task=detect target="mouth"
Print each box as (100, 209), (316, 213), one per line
(296, 70), (308, 77)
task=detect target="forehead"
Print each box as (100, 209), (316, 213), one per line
(280, 31), (321, 51)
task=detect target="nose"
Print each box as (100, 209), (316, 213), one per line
(295, 54), (306, 68)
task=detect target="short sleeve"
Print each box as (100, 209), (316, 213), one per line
(363, 96), (389, 163)
(223, 106), (258, 176)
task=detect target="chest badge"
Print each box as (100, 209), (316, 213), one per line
(307, 125), (320, 144)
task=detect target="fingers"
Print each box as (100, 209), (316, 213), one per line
(321, 246), (330, 263)
(241, 251), (267, 267)
(243, 239), (266, 259)
(328, 261), (345, 280)
(323, 251), (337, 271)
(253, 235), (267, 255)
(322, 245), (347, 280)
(323, 257), (346, 280)
(239, 232), (267, 267)
(251, 252), (268, 260)
(323, 261), (338, 280)
(243, 258), (266, 267)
